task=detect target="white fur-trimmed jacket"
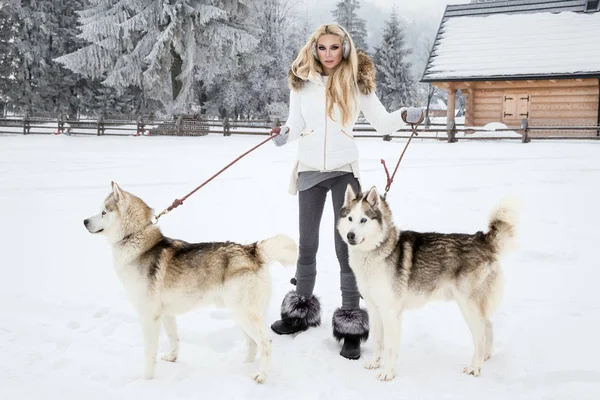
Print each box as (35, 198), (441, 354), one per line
(279, 52), (407, 194)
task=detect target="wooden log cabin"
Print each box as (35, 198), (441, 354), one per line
(421, 0), (600, 136)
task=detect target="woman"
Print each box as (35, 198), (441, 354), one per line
(270, 24), (407, 360)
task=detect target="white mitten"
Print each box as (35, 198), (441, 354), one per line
(272, 126), (290, 147)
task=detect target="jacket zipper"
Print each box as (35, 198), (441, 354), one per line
(323, 96), (328, 170)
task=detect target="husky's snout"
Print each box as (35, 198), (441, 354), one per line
(84, 218), (103, 234)
(347, 231), (357, 245)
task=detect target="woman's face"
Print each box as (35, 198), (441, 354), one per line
(316, 34), (343, 75)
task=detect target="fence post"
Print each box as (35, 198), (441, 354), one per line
(56, 113), (65, 135)
(446, 120), (457, 143)
(136, 115), (145, 136)
(520, 118), (530, 143)
(97, 115), (105, 136)
(223, 116), (231, 136)
(176, 115), (183, 136)
(23, 112), (30, 135)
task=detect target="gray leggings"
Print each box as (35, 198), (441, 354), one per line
(295, 173), (361, 310)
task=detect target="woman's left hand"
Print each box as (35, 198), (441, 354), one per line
(270, 127), (281, 136)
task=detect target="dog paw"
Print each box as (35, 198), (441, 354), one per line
(143, 362), (156, 379)
(143, 371), (155, 380)
(364, 358), (380, 370)
(161, 352), (178, 362)
(376, 369), (396, 381)
(463, 366), (481, 376)
(251, 371), (266, 384)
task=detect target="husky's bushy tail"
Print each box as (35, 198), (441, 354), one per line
(258, 234), (298, 266)
(486, 197), (520, 254)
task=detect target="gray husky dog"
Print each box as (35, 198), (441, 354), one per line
(84, 182), (298, 383)
(337, 185), (518, 381)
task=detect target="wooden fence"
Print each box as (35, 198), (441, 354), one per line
(0, 114), (598, 142)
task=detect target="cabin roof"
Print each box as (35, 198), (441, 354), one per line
(421, 0), (600, 82)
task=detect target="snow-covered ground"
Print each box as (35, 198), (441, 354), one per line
(1, 134), (599, 399)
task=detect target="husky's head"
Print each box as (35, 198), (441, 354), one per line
(83, 182), (154, 243)
(337, 185), (392, 251)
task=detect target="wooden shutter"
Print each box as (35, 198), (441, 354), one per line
(517, 94), (530, 119)
(503, 93), (529, 121)
(503, 94), (517, 121)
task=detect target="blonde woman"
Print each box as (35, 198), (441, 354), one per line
(270, 24), (407, 360)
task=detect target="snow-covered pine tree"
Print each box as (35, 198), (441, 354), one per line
(0, 0), (143, 118)
(56, 0), (261, 115)
(331, 0), (369, 52)
(202, 0), (302, 120)
(0, 1), (20, 116)
(0, 0), (93, 116)
(287, 11), (313, 57)
(373, 7), (415, 110)
(253, 0), (301, 119)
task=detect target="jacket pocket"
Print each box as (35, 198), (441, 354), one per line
(301, 129), (314, 138)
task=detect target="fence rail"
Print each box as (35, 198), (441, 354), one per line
(0, 115), (599, 142)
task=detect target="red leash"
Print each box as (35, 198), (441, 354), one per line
(153, 134), (278, 223)
(381, 124), (419, 199)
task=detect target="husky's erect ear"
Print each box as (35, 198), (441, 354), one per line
(344, 184), (357, 207)
(111, 181), (124, 201)
(366, 186), (380, 208)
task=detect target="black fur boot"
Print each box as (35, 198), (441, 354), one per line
(271, 291), (321, 335)
(332, 308), (369, 360)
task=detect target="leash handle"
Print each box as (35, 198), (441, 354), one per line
(381, 159), (392, 193)
(153, 133), (278, 223)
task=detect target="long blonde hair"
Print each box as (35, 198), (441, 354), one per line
(290, 24), (359, 126)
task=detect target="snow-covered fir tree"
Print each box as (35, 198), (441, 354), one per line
(0, 0), (143, 117)
(373, 7), (416, 110)
(0, 1), (20, 115)
(255, 0), (302, 118)
(331, 0), (369, 52)
(288, 11), (313, 56)
(0, 0), (100, 116)
(56, 0), (261, 115)
(202, 0), (304, 120)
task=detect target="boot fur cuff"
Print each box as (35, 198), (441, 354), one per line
(281, 290), (321, 329)
(332, 308), (369, 342)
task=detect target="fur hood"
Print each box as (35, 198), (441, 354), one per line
(288, 51), (376, 96)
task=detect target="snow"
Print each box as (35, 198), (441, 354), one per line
(460, 122), (522, 138)
(424, 11), (600, 80)
(1, 134), (599, 399)
(428, 98), (448, 111)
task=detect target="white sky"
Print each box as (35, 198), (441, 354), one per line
(365, 0), (468, 10)
(300, 0), (470, 57)
(304, 0), (469, 20)
(365, 0), (468, 13)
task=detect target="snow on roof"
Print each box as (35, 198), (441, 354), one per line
(445, 0), (592, 18)
(422, 9), (600, 81)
